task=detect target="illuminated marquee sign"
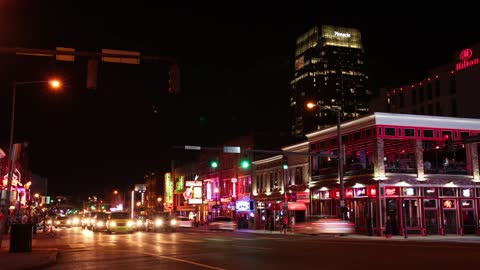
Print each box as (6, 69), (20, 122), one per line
(235, 201), (250, 211)
(2, 169), (22, 187)
(368, 187), (377, 197)
(354, 188), (367, 197)
(334, 31), (351, 38)
(456, 48), (479, 71)
(206, 182), (212, 200)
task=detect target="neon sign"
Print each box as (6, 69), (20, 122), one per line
(456, 48), (479, 71)
(334, 31), (351, 38)
(385, 187), (397, 196)
(206, 182), (212, 200)
(368, 187), (377, 197)
(443, 200), (454, 208)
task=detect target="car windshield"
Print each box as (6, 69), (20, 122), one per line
(110, 212), (130, 219)
(96, 213), (109, 219)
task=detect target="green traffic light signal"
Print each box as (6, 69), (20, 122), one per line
(241, 159), (250, 169)
(210, 160), (218, 168)
(283, 164), (288, 170)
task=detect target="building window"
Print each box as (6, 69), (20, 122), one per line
(411, 89), (417, 105)
(435, 80), (440, 97)
(295, 167), (303, 185)
(449, 76), (456, 94)
(436, 102), (442, 116)
(423, 130), (434, 138)
(451, 98), (457, 116)
(404, 129), (415, 137)
(385, 128), (395, 136)
(427, 84), (433, 100)
(460, 132), (470, 139)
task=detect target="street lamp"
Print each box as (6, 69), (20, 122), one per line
(3, 79), (62, 219)
(214, 187), (219, 217)
(307, 102), (345, 220)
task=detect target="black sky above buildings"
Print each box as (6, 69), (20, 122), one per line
(0, 1), (479, 196)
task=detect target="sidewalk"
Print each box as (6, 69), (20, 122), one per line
(0, 232), (59, 270)
(236, 228), (480, 243)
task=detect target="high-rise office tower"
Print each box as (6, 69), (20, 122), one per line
(290, 25), (371, 136)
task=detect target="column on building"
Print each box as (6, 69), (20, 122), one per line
(373, 138), (385, 179)
(465, 143), (480, 180)
(415, 140), (425, 179)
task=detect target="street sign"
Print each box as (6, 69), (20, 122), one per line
(101, 49), (140, 64)
(224, 146), (241, 153)
(56, 47), (75, 61)
(185, 145), (201, 150)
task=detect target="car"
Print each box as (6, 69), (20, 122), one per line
(69, 215), (81, 227)
(291, 216), (355, 235)
(208, 216), (236, 231)
(106, 211), (134, 234)
(54, 216), (72, 228)
(146, 214), (177, 232)
(134, 215), (148, 231)
(177, 216), (194, 228)
(92, 212), (110, 232)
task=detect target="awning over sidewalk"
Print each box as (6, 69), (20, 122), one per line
(288, 202), (306, 211)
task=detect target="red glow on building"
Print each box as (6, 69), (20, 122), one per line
(456, 58), (479, 71)
(459, 48), (473, 61)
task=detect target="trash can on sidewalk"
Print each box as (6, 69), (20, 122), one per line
(10, 223), (32, 252)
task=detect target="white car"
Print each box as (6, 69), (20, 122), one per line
(208, 217), (236, 231)
(177, 216), (194, 228)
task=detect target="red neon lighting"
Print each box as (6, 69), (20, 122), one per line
(459, 48), (473, 61)
(368, 187), (377, 197)
(385, 188), (397, 196)
(456, 58), (479, 71)
(443, 200), (453, 208)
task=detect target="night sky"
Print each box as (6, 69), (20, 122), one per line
(0, 2), (479, 197)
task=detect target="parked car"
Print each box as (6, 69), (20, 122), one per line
(106, 211), (134, 234)
(146, 214), (177, 232)
(208, 217), (236, 231)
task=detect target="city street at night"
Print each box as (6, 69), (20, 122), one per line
(22, 228), (480, 270)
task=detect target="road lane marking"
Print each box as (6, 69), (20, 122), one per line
(98, 243), (115, 247)
(232, 238), (257, 241)
(256, 237), (281, 240)
(180, 239), (205, 243)
(154, 240), (176, 244)
(237, 245), (272, 250)
(139, 251), (226, 270)
(207, 238), (232, 242)
(68, 243), (86, 248)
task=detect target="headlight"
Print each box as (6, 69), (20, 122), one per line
(127, 221), (134, 227)
(136, 220), (143, 226)
(155, 219), (163, 227)
(47, 220), (52, 224)
(86, 218), (91, 224)
(67, 220), (71, 224)
(110, 221), (117, 227)
(56, 221), (60, 225)
(170, 219), (177, 226)
(73, 218), (79, 224)
(96, 221), (104, 227)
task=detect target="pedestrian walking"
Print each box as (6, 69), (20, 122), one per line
(282, 216), (288, 234)
(385, 216), (393, 239)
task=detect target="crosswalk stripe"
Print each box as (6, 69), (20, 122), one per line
(231, 238), (257, 241)
(180, 239), (205, 243)
(154, 240), (176, 244)
(69, 243), (86, 248)
(207, 238), (232, 242)
(98, 243), (115, 247)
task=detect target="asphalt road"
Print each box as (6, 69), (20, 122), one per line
(36, 227), (479, 270)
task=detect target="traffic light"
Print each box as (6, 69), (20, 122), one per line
(241, 158), (250, 169)
(282, 157), (288, 170)
(210, 160), (219, 168)
(168, 63), (181, 94)
(86, 59), (98, 90)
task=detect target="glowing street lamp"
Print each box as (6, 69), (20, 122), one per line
(307, 101), (345, 220)
(3, 78), (63, 237)
(157, 197), (162, 202)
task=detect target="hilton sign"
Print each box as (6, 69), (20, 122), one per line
(455, 48), (479, 71)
